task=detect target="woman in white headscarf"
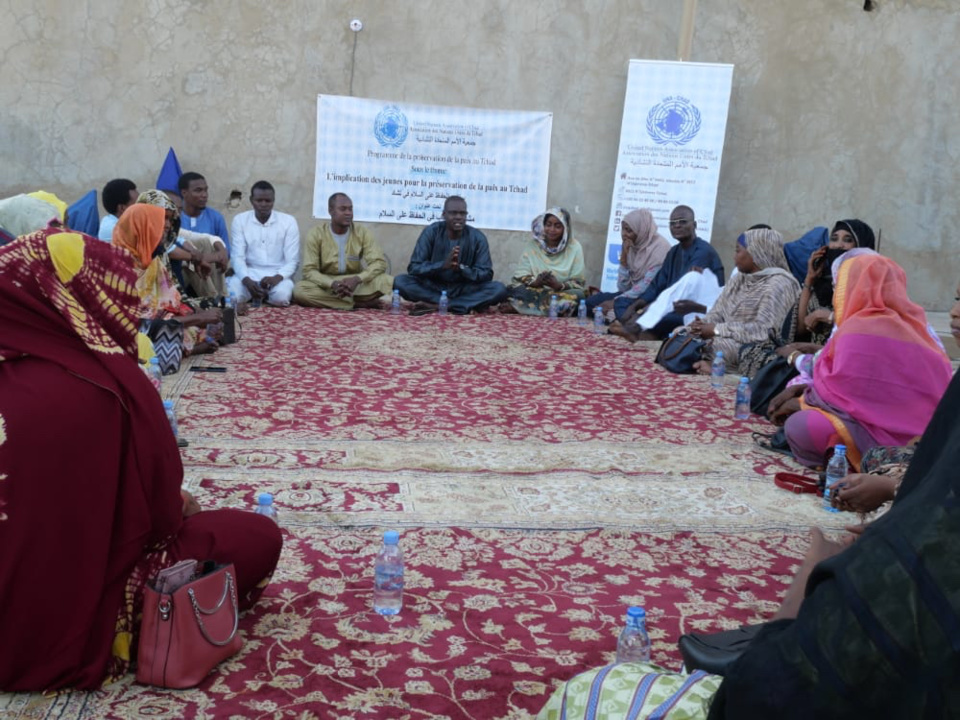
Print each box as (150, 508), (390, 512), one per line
(503, 207), (586, 316)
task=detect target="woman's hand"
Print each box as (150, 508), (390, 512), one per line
(776, 342), (822, 360)
(689, 318), (715, 339)
(544, 273), (563, 291)
(804, 308), (833, 332)
(194, 308), (223, 325)
(805, 247), (827, 285)
(181, 490), (202, 517)
(834, 474), (898, 514)
(768, 384), (806, 424)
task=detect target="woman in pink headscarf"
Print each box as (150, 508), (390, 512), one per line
(771, 253), (952, 471)
(584, 208), (670, 320)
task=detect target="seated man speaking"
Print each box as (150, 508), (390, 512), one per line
(292, 193), (393, 309)
(394, 195), (506, 315)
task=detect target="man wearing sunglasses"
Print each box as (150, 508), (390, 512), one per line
(609, 205), (725, 341)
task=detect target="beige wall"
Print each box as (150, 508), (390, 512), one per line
(2, 0), (956, 307)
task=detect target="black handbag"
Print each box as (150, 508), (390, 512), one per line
(678, 623), (765, 676)
(655, 331), (706, 374)
(748, 356), (798, 416)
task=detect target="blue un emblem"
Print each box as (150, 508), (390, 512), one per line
(374, 106), (409, 148)
(646, 97), (702, 146)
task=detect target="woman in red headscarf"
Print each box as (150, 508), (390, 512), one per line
(0, 227), (281, 691)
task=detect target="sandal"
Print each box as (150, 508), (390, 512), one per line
(752, 429), (792, 456)
(409, 305), (437, 317)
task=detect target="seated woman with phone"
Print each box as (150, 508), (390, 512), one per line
(737, 219), (876, 379)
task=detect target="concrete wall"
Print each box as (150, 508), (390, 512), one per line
(1, 0), (956, 307)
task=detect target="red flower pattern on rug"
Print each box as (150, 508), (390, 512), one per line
(2, 308), (838, 720)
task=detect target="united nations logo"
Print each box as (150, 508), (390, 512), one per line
(373, 105), (409, 148)
(646, 97), (702, 146)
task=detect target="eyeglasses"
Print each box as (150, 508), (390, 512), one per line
(668, 219), (690, 227)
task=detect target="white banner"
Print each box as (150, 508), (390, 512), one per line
(314, 95), (552, 231)
(601, 60), (734, 291)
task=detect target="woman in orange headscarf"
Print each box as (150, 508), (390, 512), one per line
(112, 203), (222, 354)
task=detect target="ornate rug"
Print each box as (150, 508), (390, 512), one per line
(2, 308), (844, 719)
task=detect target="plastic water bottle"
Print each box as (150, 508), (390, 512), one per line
(227, 291), (238, 310)
(373, 530), (404, 615)
(254, 492), (279, 523)
(146, 357), (163, 393)
(616, 607), (651, 663)
(548, 295), (559, 319)
(710, 351), (725, 389)
(390, 289), (401, 315)
(593, 306), (605, 334)
(162, 400), (178, 439)
(734, 377), (751, 419)
(823, 445), (848, 512)
(438, 291), (449, 316)
(577, 299), (588, 326)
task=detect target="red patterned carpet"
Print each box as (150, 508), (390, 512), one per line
(3, 308), (846, 720)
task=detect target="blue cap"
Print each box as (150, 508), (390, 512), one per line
(740, 376), (749, 383)
(834, 444), (847, 455)
(163, 400), (174, 408)
(627, 606), (646, 619)
(258, 492), (273, 505)
(383, 530), (400, 545)
(150, 357), (159, 364)
(716, 351), (724, 357)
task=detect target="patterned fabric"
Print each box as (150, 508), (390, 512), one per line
(695, 229), (799, 366)
(136, 189), (180, 250)
(531, 206), (573, 256)
(538, 663), (722, 720)
(0, 228), (140, 359)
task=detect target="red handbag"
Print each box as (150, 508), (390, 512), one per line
(137, 561), (243, 688)
(774, 472), (822, 496)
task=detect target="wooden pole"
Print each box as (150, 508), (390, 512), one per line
(678, 0), (698, 61)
